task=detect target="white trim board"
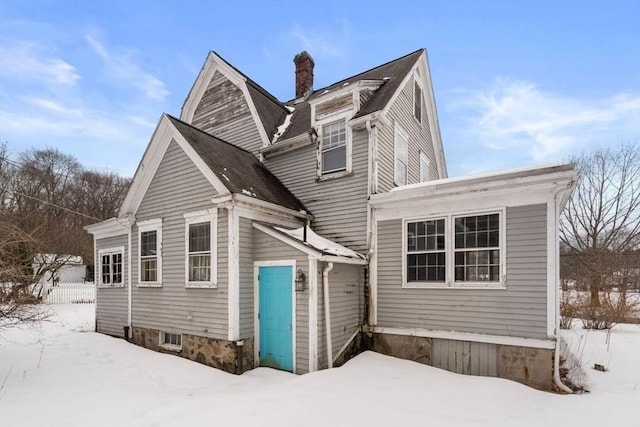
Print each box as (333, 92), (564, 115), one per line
(370, 326), (556, 350)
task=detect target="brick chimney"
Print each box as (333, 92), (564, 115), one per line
(294, 51), (314, 99)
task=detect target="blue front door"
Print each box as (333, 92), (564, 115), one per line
(258, 265), (293, 372)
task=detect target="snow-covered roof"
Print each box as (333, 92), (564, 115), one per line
(273, 226), (365, 260)
(33, 254), (84, 265)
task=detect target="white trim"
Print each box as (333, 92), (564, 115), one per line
(93, 238), (97, 331)
(127, 224), (132, 336)
(137, 218), (162, 287)
(184, 210), (218, 288)
(316, 114), (353, 178)
(370, 326), (556, 350)
(228, 207), (240, 341)
(254, 260), (297, 373)
(419, 51), (447, 179)
(84, 217), (130, 240)
(97, 246), (125, 288)
(308, 257), (318, 372)
(394, 123), (409, 186)
(546, 199), (558, 338)
(402, 209), (506, 288)
(412, 71), (424, 125)
(369, 211), (378, 325)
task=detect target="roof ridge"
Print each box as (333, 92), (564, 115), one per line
(284, 48), (424, 103)
(165, 114), (256, 157)
(211, 51), (289, 112)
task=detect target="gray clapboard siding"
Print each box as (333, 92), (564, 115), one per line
(376, 204), (548, 339)
(132, 140), (228, 338)
(95, 233), (128, 337)
(252, 227), (310, 374)
(317, 262), (364, 370)
(377, 75), (439, 192)
(191, 70), (263, 154)
(264, 128), (369, 253)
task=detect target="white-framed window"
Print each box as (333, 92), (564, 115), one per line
(394, 125), (408, 186)
(138, 218), (162, 286)
(403, 210), (505, 288)
(420, 151), (430, 183)
(160, 332), (182, 351)
(184, 210), (217, 288)
(318, 116), (351, 177)
(98, 246), (124, 288)
(414, 80), (423, 123)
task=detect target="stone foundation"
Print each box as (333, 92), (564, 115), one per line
(370, 332), (556, 391)
(132, 327), (254, 374)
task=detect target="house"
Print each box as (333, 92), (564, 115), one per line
(85, 48), (577, 391)
(33, 254), (86, 286)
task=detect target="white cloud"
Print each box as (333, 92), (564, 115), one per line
(0, 41), (80, 85)
(285, 20), (352, 60)
(85, 32), (169, 101)
(446, 79), (640, 162)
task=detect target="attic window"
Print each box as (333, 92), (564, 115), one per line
(320, 118), (347, 175)
(414, 81), (422, 123)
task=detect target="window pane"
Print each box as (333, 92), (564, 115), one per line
(189, 254), (211, 282)
(189, 222), (210, 252)
(101, 255), (111, 284)
(414, 82), (422, 122)
(141, 231), (157, 256)
(112, 253), (122, 284)
(322, 145), (346, 173)
(322, 120), (346, 150)
(142, 259), (157, 282)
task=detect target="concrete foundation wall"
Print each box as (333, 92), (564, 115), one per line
(132, 327), (254, 374)
(371, 333), (555, 391)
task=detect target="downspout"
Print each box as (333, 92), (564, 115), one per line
(127, 224), (132, 341)
(552, 187), (573, 394)
(323, 262), (334, 368)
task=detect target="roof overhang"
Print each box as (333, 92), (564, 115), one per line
(84, 217), (133, 239)
(253, 222), (366, 265)
(370, 163), (578, 220)
(213, 193), (312, 222)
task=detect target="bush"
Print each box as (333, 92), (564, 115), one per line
(561, 289), (639, 330)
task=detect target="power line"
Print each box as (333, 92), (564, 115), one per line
(8, 191), (102, 221)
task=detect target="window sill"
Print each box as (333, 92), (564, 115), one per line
(137, 283), (162, 288)
(317, 170), (353, 182)
(98, 284), (125, 289)
(185, 283), (217, 289)
(159, 344), (181, 352)
(403, 283), (506, 290)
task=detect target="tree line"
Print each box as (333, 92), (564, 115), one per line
(0, 143), (131, 325)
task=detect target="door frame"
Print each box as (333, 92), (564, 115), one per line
(254, 260), (296, 372)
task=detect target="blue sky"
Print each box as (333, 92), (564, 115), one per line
(1, 0), (638, 177)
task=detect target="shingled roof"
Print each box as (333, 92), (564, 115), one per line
(167, 115), (307, 212)
(278, 49), (424, 141)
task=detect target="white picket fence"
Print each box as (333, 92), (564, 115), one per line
(43, 282), (96, 304)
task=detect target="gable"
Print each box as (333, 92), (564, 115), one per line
(181, 52), (284, 153)
(137, 139), (219, 219)
(119, 114), (229, 217)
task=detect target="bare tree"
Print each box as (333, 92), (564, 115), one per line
(560, 144), (640, 307)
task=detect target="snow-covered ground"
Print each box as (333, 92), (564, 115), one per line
(1, 304), (638, 427)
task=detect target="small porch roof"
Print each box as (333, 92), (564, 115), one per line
(252, 223), (366, 265)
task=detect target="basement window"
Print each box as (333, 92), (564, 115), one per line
(160, 332), (182, 350)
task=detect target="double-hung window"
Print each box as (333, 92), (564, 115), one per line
(404, 211), (504, 288)
(320, 118), (347, 175)
(138, 219), (162, 286)
(184, 210), (217, 287)
(394, 125), (408, 186)
(98, 247), (124, 287)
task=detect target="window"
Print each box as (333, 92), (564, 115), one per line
(406, 219), (446, 282)
(404, 211), (504, 288)
(454, 214), (500, 282)
(160, 332), (182, 350)
(420, 151), (430, 182)
(98, 247), (124, 287)
(394, 125), (408, 186)
(184, 210), (217, 287)
(414, 81), (423, 123)
(320, 118), (347, 175)
(138, 219), (162, 286)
